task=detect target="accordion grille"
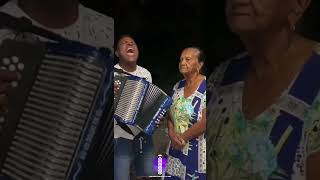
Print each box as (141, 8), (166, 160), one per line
(135, 84), (168, 129)
(114, 79), (145, 123)
(1, 54), (103, 180)
(141, 84), (164, 112)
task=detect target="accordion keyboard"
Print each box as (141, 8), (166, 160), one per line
(114, 78), (146, 124)
(1, 53), (103, 180)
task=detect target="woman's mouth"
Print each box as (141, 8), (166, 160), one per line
(230, 1), (252, 16)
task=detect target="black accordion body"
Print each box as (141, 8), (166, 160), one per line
(114, 71), (172, 135)
(0, 39), (114, 180)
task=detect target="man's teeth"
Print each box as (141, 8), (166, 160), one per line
(127, 48), (133, 52)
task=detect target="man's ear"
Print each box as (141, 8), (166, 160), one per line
(115, 50), (119, 58)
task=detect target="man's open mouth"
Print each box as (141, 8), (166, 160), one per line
(127, 47), (134, 55)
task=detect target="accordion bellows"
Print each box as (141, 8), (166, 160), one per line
(114, 73), (172, 135)
(0, 40), (114, 180)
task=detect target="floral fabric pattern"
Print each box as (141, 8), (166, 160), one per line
(207, 51), (320, 180)
(164, 79), (206, 180)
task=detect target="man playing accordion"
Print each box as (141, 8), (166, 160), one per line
(114, 34), (157, 180)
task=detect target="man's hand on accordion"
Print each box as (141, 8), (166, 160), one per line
(155, 116), (166, 128)
(0, 70), (18, 112)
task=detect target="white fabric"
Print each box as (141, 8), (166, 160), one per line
(0, 0), (114, 49)
(114, 64), (152, 83)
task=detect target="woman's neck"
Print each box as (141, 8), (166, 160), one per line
(241, 28), (297, 78)
(118, 61), (137, 72)
(185, 73), (203, 87)
(18, 0), (79, 29)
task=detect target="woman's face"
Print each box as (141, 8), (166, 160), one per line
(179, 48), (203, 77)
(226, 0), (307, 34)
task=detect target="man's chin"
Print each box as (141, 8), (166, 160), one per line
(122, 58), (138, 63)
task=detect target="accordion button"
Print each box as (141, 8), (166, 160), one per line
(9, 64), (16, 71)
(0, 117), (4, 123)
(17, 73), (22, 80)
(11, 81), (18, 88)
(17, 63), (24, 71)
(12, 56), (19, 63)
(0, 66), (6, 70)
(2, 58), (10, 65)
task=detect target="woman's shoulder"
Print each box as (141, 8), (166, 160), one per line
(303, 39), (320, 59)
(312, 43), (320, 55)
(173, 79), (186, 90)
(208, 52), (250, 88)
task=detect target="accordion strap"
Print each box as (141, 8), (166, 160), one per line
(114, 67), (135, 77)
(116, 121), (135, 136)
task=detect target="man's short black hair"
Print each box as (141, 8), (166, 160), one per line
(115, 34), (134, 49)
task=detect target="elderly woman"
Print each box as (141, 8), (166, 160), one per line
(164, 47), (206, 179)
(207, 0), (320, 180)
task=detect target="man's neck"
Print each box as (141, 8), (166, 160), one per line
(18, 0), (79, 29)
(118, 61), (137, 72)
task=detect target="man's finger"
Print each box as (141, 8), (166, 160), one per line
(176, 135), (186, 145)
(0, 70), (18, 81)
(173, 136), (184, 146)
(0, 94), (7, 105)
(0, 83), (10, 94)
(0, 94), (8, 113)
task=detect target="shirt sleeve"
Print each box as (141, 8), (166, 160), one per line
(171, 82), (180, 96)
(0, 29), (16, 44)
(147, 71), (152, 83)
(202, 90), (206, 110)
(80, 5), (114, 50)
(307, 98), (320, 156)
(143, 69), (152, 83)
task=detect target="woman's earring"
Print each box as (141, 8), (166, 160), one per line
(288, 14), (296, 32)
(292, 24), (296, 31)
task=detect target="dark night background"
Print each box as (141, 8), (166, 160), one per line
(109, 0), (320, 94)
(111, 0), (320, 94)
(112, 0), (242, 93)
(1, 0), (320, 178)
(1, 0), (320, 93)
(86, 0), (243, 93)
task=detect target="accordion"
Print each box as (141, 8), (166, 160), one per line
(0, 39), (114, 180)
(114, 71), (172, 135)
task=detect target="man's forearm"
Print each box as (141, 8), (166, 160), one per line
(307, 151), (320, 180)
(181, 109), (206, 142)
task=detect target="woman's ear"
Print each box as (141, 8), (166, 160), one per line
(297, 0), (311, 10)
(200, 61), (204, 69)
(288, 0), (311, 30)
(198, 61), (204, 73)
